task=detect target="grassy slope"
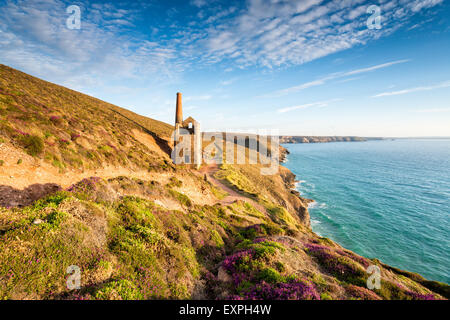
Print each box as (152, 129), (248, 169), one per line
(0, 64), (172, 172)
(0, 65), (448, 300)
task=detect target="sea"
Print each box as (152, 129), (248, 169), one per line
(283, 139), (450, 284)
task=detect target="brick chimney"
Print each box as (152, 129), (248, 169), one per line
(175, 92), (183, 125)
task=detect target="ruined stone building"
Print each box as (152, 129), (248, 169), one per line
(173, 92), (202, 169)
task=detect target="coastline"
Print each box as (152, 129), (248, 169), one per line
(281, 141), (450, 289)
(280, 136), (384, 144)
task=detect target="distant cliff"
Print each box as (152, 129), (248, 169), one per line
(279, 136), (383, 144)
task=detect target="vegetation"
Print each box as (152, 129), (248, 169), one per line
(0, 64), (172, 172)
(0, 64), (447, 301)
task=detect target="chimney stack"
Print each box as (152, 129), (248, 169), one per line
(175, 92), (183, 125)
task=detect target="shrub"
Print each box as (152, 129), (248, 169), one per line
(321, 292), (333, 300)
(166, 177), (182, 188)
(94, 279), (144, 300)
(67, 177), (101, 194)
(239, 279), (320, 300)
(211, 230), (224, 248)
(49, 115), (63, 126)
(19, 134), (44, 156)
(345, 284), (382, 300)
(168, 189), (192, 207)
(33, 192), (68, 210)
(70, 133), (81, 141)
(45, 210), (67, 229)
(405, 291), (437, 300)
(257, 268), (284, 284)
(304, 243), (366, 286)
(59, 138), (70, 146)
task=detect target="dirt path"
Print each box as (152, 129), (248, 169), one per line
(198, 163), (268, 215)
(1, 140), (265, 213)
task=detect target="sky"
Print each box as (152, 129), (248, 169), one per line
(0, 0), (449, 137)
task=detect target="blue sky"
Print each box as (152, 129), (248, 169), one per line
(0, 0), (449, 136)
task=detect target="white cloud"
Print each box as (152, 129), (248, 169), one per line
(196, 0), (443, 68)
(410, 0), (443, 12)
(191, 0), (208, 8)
(0, 0), (445, 97)
(373, 80), (450, 97)
(342, 59), (410, 76)
(278, 99), (341, 113)
(265, 59), (409, 97)
(0, 0), (182, 92)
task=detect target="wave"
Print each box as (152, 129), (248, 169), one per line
(308, 201), (327, 209)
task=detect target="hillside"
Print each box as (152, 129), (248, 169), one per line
(0, 65), (448, 300)
(0, 64), (173, 187)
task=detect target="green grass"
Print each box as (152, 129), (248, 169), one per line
(19, 134), (44, 157)
(168, 189), (192, 208)
(94, 279), (144, 300)
(0, 64), (171, 171)
(210, 230), (224, 248)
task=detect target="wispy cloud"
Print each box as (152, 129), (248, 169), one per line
(184, 95), (212, 102)
(277, 98), (341, 113)
(343, 60), (410, 76)
(264, 60), (409, 97)
(373, 80), (450, 97)
(220, 78), (237, 86)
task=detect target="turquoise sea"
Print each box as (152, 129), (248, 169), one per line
(283, 139), (450, 284)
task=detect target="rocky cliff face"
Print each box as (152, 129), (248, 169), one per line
(0, 65), (448, 300)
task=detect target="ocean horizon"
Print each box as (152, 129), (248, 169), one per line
(283, 139), (450, 284)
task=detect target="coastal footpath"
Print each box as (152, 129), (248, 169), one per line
(0, 64), (448, 300)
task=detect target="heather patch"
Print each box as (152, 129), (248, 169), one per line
(405, 291), (437, 300)
(345, 284), (382, 300)
(335, 249), (371, 268)
(67, 177), (102, 200)
(239, 279), (320, 300)
(239, 223), (284, 241)
(374, 279), (439, 300)
(219, 239), (312, 300)
(304, 243), (366, 286)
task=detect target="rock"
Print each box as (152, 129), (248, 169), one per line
(217, 266), (232, 283)
(154, 200), (167, 208)
(33, 219), (44, 225)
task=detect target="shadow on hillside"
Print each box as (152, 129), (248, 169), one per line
(0, 183), (62, 208)
(109, 108), (173, 156)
